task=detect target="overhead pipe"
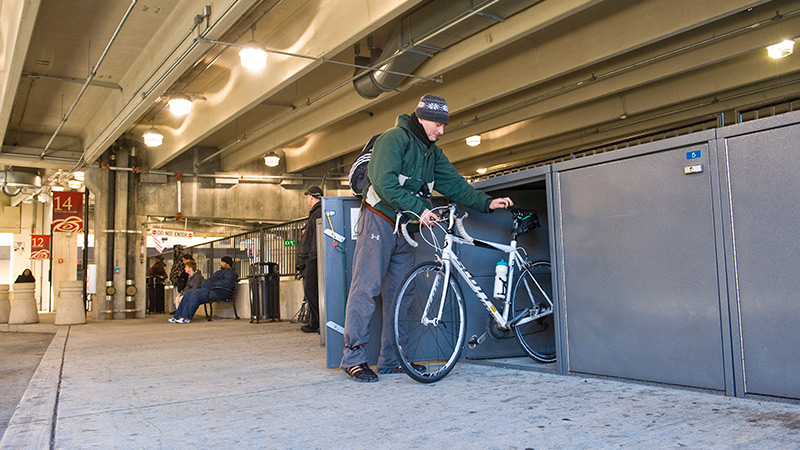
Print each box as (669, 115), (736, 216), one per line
(101, 164), (346, 181)
(40, 0), (139, 159)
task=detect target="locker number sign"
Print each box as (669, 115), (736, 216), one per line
(686, 150), (702, 160)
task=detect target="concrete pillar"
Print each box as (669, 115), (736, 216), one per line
(55, 281), (86, 325)
(0, 284), (9, 323)
(50, 231), (79, 312)
(9, 283), (38, 324)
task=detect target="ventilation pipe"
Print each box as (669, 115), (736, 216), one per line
(353, 0), (531, 99)
(105, 151), (117, 317)
(0, 167), (42, 196)
(125, 143), (139, 312)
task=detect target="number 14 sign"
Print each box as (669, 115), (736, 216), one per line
(52, 192), (84, 233)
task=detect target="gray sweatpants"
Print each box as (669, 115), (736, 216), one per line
(340, 207), (414, 369)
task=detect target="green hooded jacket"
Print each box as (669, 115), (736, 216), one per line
(365, 114), (492, 221)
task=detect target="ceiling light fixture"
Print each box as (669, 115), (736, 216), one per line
(167, 95), (193, 116)
(767, 40), (794, 59)
(73, 171), (85, 181)
(239, 41), (268, 70)
(475, 168), (488, 174)
(143, 127), (164, 147)
(466, 135), (481, 147)
(67, 180), (82, 190)
(264, 151), (280, 167)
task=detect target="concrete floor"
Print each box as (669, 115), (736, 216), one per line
(2, 314), (800, 449)
(0, 331), (54, 438)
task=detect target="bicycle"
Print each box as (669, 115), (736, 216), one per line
(391, 203), (555, 383)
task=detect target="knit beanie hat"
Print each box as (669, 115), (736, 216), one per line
(415, 94), (449, 124)
(221, 256), (233, 266)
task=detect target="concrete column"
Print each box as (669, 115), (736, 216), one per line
(9, 283), (38, 324)
(0, 284), (9, 323)
(50, 231), (79, 312)
(55, 281), (86, 325)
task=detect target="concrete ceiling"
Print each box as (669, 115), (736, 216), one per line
(2, 0), (800, 196)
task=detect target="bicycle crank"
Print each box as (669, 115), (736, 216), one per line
(468, 332), (487, 348)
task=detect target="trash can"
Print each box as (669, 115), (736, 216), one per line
(146, 276), (165, 313)
(249, 262), (280, 323)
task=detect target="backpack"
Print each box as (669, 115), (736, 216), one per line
(348, 134), (381, 196)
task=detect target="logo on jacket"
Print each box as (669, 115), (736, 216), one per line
(370, 234), (380, 241)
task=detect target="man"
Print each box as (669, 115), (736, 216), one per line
(297, 186), (323, 333)
(169, 256), (238, 324)
(340, 94), (513, 382)
(174, 260), (204, 311)
(182, 260), (204, 293)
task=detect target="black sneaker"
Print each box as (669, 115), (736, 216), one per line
(300, 324), (319, 333)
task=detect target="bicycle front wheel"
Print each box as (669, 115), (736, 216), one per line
(392, 262), (466, 383)
(512, 261), (557, 363)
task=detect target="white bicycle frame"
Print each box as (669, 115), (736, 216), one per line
(419, 206), (552, 330)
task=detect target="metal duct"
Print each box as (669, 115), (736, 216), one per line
(353, 0), (538, 99)
(0, 167), (42, 196)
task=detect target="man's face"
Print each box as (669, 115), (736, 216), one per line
(184, 265), (193, 275)
(220, 261), (229, 269)
(418, 118), (445, 141)
(306, 194), (316, 207)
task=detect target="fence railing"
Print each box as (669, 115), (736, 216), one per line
(153, 218), (306, 281)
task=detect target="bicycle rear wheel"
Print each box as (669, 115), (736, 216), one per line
(392, 262), (466, 383)
(512, 261), (556, 363)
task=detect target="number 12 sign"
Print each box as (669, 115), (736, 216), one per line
(31, 235), (50, 259)
(52, 192), (84, 232)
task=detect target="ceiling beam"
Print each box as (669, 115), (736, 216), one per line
(0, 0), (42, 150)
(449, 55), (800, 172)
(268, 0), (775, 173)
(80, 0), (263, 165)
(220, 0), (604, 172)
(147, 0), (425, 170)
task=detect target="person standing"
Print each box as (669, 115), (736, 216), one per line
(147, 255), (168, 279)
(340, 94), (513, 382)
(297, 186), (323, 333)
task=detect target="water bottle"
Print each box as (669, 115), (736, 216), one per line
(493, 259), (508, 300)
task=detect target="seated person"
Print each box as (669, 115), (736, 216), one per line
(169, 256), (237, 324)
(174, 260), (204, 311)
(15, 268), (35, 283)
(182, 260), (204, 293)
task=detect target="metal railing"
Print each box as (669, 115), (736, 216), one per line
(153, 218), (305, 280)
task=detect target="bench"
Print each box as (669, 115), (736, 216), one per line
(203, 286), (239, 321)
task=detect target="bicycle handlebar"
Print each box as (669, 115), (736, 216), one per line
(400, 222), (419, 248)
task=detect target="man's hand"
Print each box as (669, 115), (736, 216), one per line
(489, 197), (514, 210)
(420, 208), (440, 228)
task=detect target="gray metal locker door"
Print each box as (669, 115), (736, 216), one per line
(723, 123), (800, 399)
(556, 143), (725, 389)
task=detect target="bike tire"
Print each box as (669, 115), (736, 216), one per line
(392, 262), (466, 383)
(512, 260), (557, 363)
